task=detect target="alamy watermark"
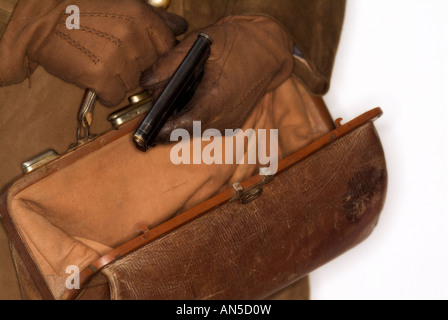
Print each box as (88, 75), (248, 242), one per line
(65, 5), (80, 30)
(169, 121), (279, 175)
(65, 265), (80, 289)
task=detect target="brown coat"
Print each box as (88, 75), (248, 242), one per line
(0, 0), (346, 300)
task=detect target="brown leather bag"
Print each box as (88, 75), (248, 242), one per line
(0, 78), (387, 300)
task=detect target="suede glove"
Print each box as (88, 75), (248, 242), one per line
(0, 0), (187, 106)
(140, 15), (294, 143)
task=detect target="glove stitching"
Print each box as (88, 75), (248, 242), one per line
(53, 30), (99, 64)
(79, 13), (135, 24)
(79, 25), (122, 46)
(57, 21), (123, 47)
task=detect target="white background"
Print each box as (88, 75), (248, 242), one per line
(310, 0), (448, 300)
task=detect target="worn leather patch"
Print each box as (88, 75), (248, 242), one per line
(343, 166), (387, 223)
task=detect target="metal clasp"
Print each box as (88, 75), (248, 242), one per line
(107, 91), (153, 129)
(145, 0), (171, 9)
(76, 89), (97, 143)
(21, 150), (60, 174)
(231, 175), (274, 204)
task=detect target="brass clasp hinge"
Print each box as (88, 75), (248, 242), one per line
(76, 89), (97, 144)
(231, 175), (274, 204)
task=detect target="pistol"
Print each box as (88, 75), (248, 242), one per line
(133, 33), (213, 151)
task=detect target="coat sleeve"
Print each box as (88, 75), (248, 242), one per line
(0, 0), (18, 38)
(228, 0), (346, 95)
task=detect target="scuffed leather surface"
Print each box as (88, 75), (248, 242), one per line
(75, 268), (310, 300)
(102, 122), (387, 300)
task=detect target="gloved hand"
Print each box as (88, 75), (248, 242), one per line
(0, 0), (187, 106)
(140, 15), (294, 143)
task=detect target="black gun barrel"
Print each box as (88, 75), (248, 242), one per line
(133, 33), (213, 152)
